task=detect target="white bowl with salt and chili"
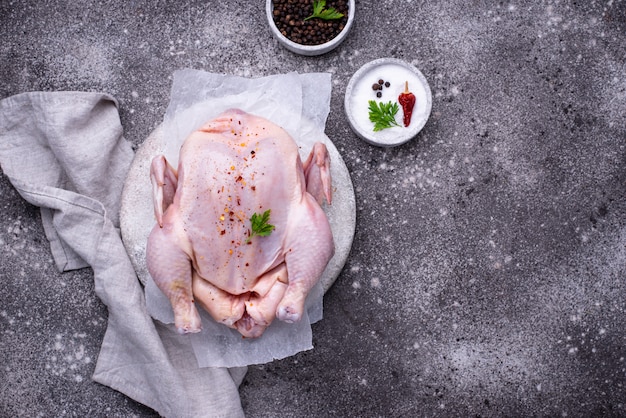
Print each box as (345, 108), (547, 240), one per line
(344, 58), (432, 147)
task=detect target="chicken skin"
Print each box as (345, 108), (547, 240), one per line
(146, 109), (334, 338)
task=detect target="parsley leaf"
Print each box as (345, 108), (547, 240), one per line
(304, 0), (344, 21)
(368, 100), (401, 131)
(247, 209), (275, 243)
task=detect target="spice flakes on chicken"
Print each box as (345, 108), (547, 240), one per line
(146, 109), (335, 338)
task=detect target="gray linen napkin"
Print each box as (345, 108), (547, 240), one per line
(0, 91), (246, 417)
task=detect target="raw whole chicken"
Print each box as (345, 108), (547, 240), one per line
(146, 109), (335, 338)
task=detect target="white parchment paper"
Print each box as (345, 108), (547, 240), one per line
(145, 69), (332, 368)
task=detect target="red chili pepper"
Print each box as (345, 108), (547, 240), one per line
(398, 81), (416, 127)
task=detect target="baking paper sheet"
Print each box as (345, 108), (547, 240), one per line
(145, 69), (331, 368)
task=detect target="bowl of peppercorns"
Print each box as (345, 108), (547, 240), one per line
(267, 0), (355, 56)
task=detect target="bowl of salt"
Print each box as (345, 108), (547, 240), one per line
(344, 58), (432, 147)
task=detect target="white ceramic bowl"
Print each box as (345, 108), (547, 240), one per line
(344, 58), (432, 147)
(266, 0), (355, 56)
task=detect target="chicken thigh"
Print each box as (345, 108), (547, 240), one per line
(146, 109), (335, 338)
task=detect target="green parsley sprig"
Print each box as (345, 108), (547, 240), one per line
(304, 0), (344, 21)
(368, 100), (401, 132)
(247, 209), (275, 243)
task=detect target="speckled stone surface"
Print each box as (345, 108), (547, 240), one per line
(1, 1), (625, 417)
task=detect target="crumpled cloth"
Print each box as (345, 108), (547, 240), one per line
(0, 91), (246, 417)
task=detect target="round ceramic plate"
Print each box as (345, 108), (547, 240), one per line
(120, 117), (356, 293)
(344, 58), (432, 147)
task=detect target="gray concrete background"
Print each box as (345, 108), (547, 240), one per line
(1, 1), (625, 417)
